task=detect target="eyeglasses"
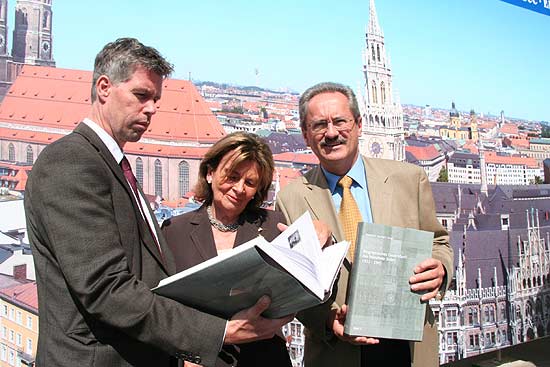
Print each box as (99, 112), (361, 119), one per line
(308, 118), (356, 134)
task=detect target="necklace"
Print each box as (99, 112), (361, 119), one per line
(207, 206), (239, 232)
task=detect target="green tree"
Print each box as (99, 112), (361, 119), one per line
(534, 176), (543, 184)
(437, 166), (448, 182)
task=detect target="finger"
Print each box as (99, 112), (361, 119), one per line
(276, 223), (288, 232)
(413, 258), (439, 274)
(411, 278), (441, 293)
(420, 289), (439, 302)
(244, 295), (271, 317)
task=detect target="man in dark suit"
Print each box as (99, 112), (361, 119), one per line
(24, 38), (292, 367)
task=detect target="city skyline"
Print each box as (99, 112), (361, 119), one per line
(5, 0), (548, 121)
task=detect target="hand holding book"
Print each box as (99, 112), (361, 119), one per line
(330, 304), (379, 345)
(409, 257), (446, 302)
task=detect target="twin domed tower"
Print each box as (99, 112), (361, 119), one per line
(0, 0), (55, 99)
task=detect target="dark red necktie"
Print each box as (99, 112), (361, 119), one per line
(120, 156), (164, 259)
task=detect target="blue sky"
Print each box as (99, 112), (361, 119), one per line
(12, 0), (549, 121)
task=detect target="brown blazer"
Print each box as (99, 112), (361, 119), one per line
(275, 156), (454, 367)
(162, 205), (292, 367)
(24, 123), (227, 367)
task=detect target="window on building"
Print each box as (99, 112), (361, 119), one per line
(9, 308), (13, 320)
(0, 345), (5, 361)
(489, 306), (495, 322)
(446, 331), (457, 348)
(26, 338), (32, 355)
(15, 311), (21, 325)
(446, 309), (457, 326)
(8, 143), (15, 161)
(9, 330), (14, 342)
(178, 161), (189, 198)
(26, 145), (33, 164)
(484, 306), (490, 323)
(8, 349), (14, 366)
(371, 83), (378, 104)
(135, 157), (143, 186)
(2, 305), (7, 316)
(441, 219), (448, 227)
(2, 326), (6, 339)
(154, 159), (162, 197)
(26, 316), (32, 330)
(16, 333), (21, 347)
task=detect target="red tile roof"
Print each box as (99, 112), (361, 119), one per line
(405, 145), (442, 161)
(0, 163), (31, 191)
(0, 282), (38, 312)
(500, 123), (519, 136)
(0, 65), (226, 157)
(484, 151), (538, 168)
(273, 152), (319, 165)
(276, 167), (303, 189)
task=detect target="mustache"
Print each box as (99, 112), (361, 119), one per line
(320, 135), (347, 147)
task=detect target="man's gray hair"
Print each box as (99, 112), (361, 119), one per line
(91, 37), (174, 101)
(298, 82), (361, 130)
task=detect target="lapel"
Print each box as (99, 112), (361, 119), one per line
(303, 167), (344, 242)
(234, 213), (263, 247)
(73, 123), (170, 274)
(189, 207), (219, 261)
(363, 156), (393, 225)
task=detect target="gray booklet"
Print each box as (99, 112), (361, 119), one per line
(153, 212), (349, 319)
(344, 223), (433, 341)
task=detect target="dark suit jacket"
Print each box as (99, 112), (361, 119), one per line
(162, 205), (292, 367)
(24, 123), (227, 367)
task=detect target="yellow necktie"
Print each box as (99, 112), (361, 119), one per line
(338, 175), (363, 260)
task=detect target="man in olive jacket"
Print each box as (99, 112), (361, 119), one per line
(276, 82), (453, 367)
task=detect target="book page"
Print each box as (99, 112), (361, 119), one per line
(269, 211), (322, 266)
(318, 240), (349, 292)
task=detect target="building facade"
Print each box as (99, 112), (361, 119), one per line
(358, 0), (405, 161)
(448, 152), (541, 186)
(0, 65), (226, 202)
(0, 282), (38, 367)
(430, 183), (550, 364)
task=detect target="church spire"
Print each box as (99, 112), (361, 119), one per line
(368, 0), (383, 37)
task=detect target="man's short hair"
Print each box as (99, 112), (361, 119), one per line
(91, 37), (174, 101)
(298, 82), (361, 130)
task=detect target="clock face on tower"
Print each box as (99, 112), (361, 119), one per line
(368, 138), (384, 158)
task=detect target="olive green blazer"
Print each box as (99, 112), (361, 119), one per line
(276, 156), (453, 367)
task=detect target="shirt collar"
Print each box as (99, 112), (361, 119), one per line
(321, 156), (367, 193)
(83, 118), (125, 164)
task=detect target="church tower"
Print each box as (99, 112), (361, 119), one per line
(12, 0), (54, 66)
(0, 0), (8, 57)
(0, 0), (11, 96)
(358, 0), (405, 161)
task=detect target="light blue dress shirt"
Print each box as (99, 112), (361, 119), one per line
(322, 157), (373, 224)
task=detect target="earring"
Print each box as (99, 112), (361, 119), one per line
(207, 178), (212, 184)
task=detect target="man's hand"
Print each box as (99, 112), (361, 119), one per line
(329, 304), (379, 345)
(409, 258), (446, 302)
(224, 295), (294, 345)
(277, 220), (333, 249)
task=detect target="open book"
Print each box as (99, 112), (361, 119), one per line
(153, 212), (349, 319)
